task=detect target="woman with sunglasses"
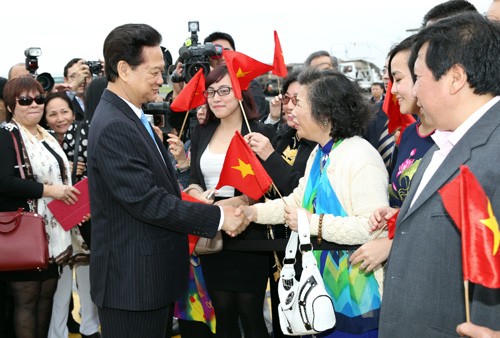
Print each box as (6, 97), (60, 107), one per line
(184, 65), (275, 338)
(245, 69), (317, 338)
(0, 76), (83, 338)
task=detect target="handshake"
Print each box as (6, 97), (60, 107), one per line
(220, 205), (256, 237)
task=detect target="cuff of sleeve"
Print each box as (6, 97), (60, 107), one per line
(217, 205), (224, 231)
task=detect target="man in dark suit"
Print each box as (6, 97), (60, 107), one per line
(87, 23), (249, 337)
(379, 12), (500, 337)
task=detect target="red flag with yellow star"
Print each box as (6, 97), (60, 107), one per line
(382, 80), (416, 145)
(215, 130), (272, 200)
(272, 30), (287, 77)
(438, 165), (500, 288)
(170, 68), (206, 112)
(223, 50), (274, 100)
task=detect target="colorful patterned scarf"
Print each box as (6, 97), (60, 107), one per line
(302, 140), (381, 336)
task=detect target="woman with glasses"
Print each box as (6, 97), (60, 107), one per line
(0, 76), (84, 338)
(246, 69), (317, 338)
(184, 65), (275, 338)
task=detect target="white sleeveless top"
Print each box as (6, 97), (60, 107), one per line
(200, 145), (235, 198)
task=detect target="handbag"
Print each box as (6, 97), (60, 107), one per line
(194, 231), (223, 255)
(277, 209), (336, 336)
(0, 132), (49, 271)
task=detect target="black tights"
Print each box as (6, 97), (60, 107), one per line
(9, 278), (57, 338)
(209, 289), (269, 338)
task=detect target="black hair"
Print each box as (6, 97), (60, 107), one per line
(103, 23), (162, 82)
(203, 32), (236, 50)
(203, 65), (259, 124)
(409, 12), (500, 96)
(422, 0), (477, 27)
(387, 34), (417, 83)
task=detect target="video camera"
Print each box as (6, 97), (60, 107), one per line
(171, 21), (223, 83)
(142, 101), (171, 134)
(25, 47), (55, 92)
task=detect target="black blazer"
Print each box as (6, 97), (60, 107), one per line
(363, 101), (388, 149)
(263, 126), (316, 197)
(87, 89), (221, 311)
(0, 126), (43, 213)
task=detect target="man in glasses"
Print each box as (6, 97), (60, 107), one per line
(204, 31), (270, 119)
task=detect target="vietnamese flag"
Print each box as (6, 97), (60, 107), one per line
(438, 165), (500, 289)
(272, 30), (287, 77)
(170, 68), (206, 112)
(386, 209), (399, 239)
(223, 50), (274, 100)
(181, 191), (204, 255)
(382, 80), (416, 145)
(215, 130), (272, 200)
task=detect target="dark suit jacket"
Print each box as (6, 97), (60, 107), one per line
(379, 100), (500, 337)
(363, 101), (387, 150)
(87, 89), (221, 311)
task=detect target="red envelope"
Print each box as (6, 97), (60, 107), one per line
(48, 177), (90, 231)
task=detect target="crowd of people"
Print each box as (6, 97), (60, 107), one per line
(0, 1), (499, 338)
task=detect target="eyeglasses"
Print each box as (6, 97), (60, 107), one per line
(16, 95), (45, 106)
(196, 104), (208, 111)
(282, 94), (298, 105)
(203, 86), (232, 98)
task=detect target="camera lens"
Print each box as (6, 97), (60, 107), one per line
(36, 72), (55, 92)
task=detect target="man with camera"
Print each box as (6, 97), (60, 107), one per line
(63, 58), (103, 121)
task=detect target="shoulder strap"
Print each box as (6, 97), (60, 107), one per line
(71, 121), (83, 183)
(10, 132), (25, 179)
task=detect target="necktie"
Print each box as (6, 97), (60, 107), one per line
(140, 111), (156, 141)
(378, 120), (395, 169)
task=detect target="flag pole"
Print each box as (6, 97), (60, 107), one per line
(464, 280), (471, 322)
(178, 111), (190, 140)
(239, 100), (252, 132)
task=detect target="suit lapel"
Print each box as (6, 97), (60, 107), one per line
(399, 101), (500, 223)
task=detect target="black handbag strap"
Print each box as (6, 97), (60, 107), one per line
(71, 121), (83, 183)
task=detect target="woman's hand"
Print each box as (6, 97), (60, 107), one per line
(269, 94), (283, 121)
(44, 184), (81, 205)
(369, 206), (398, 232)
(69, 161), (86, 177)
(166, 133), (189, 168)
(350, 238), (393, 272)
(245, 132), (275, 161)
(283, 206), (311, 231)
(78, 213), (91, 226)
(152, 126), (164, 142)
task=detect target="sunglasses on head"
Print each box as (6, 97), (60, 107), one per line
(16, 95), (45, 106)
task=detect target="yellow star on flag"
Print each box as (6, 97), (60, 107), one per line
(231, 158), (255, 178)
(236, 67), (251, 79)
(480, 199), (500, 256)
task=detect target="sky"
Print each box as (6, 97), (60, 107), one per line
(0, 0), (492, 78)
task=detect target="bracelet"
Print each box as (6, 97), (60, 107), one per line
(317, 214), (324, 245)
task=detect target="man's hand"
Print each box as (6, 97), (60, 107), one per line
(457, 322), (500, 338)
(221, 205), (250, 237)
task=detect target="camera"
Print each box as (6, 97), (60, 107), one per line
(172, 21), (223, 83)
(85, 61), (103, 75)
(24, 47), (55, 92)
(142, 101), (170, 133)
